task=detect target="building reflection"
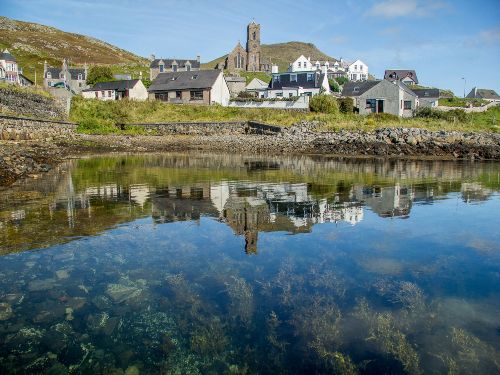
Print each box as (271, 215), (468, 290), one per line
(0, 156), (497, 255)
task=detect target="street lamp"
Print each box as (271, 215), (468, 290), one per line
(461, 77), (466, 98)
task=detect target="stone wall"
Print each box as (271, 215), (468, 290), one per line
(124, 121), (282, 136)
(0, 87), (67, 119)
(0, 115), (77, 141)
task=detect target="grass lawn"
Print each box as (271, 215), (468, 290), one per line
(438, 97), (489, 107)
(70, 96), (500, 135)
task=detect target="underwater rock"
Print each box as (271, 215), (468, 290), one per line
(0, 302), (13, 321)
(65, 307), (74, 321)
(5, 327), (45, 354)
(92, 295), (112, 310)
(28, 278), (57, 292)
(125, 365), (140, 375)
(4, 293), (24, 305)
(106, 280), (143, 304)
(66, 297), (86, 310)
(55, 269), (70, 279)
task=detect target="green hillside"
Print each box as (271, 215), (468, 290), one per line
(202, 41), (338, 72)
(0, 16), (148, 83)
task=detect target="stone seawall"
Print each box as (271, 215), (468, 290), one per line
(0, 115), (77, 141)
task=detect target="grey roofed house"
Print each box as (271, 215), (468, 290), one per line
(341, 80), (380, 96)
(0, 49), (16, 61)
(268, 72), (327, 90)
(148, 70), (222, 92)
(83, 79), (141, 91)
(410, 88), (440, 99)
(384, 70), (419, 84)
(466, 87), (500, 100)
(46, 67), (86, 80)
(150, 58), (200, 69)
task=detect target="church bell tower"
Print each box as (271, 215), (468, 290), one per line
(246, 21), (261, 72)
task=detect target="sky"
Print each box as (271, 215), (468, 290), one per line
(1, 0), (499, 96)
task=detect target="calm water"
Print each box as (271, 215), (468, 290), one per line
(0, 153), (499, 375)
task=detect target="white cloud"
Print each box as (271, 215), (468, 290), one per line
(479, 27), (500, 44)
(366, 0), (449, 18)
(331, 35), (348, 44)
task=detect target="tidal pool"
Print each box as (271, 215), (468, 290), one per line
(0, 153), (499, 374)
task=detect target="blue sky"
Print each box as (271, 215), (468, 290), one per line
(2, 0), (499, 95)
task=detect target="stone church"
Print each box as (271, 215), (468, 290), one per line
(221, 21), (271, 72)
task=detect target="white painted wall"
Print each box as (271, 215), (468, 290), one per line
(228, 96), (310, 109)
(129, 81), (148, 100)
(210, 72), (231, 106)
(288, 55), (314, 72)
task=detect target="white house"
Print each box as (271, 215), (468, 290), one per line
(288, 55), (315, 72)
(148, 70), (230, 106)
(0, 49), (20, 84)
(82, 79), (148, 101)
(245, 77), (269, 97)
(344, 59), (368, 81)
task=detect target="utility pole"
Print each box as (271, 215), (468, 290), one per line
(461, 77), (466, 98)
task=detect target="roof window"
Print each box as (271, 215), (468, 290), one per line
(191, 74), (198, 80)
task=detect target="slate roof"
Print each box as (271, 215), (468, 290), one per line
(466, 87), (500, 100)
(150, 58), (200, 69)
(341, 80), (381, 96)
(384, 70), (419, 84)
(246, 78), (268, 90)
(0, 49), (16, 62)
(148, 70), (221, 92)
(46, 67), (86, 80)
(411, 88), (440, 99)
(83, 79), (141, 92)
(268, 72), (325, 90)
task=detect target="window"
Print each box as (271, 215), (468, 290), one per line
(307, 73), (314, 81)
(60, 73), (65, 79)
(101, 91), (105, 97)
(78, 73), (82, 80)
(273, 75), (280, 82)
(186, 65), (191, 71)
(253, 31), (256, 40)
(290, 74), (297, 82)
(353, 87), (359, 93)
(79, 82), (82, 87)
(354, 65), (357, 70)
(46, 72), (52, 79)
(276, 92), (283, 97)
(289, 93), (293, 97)
(172, 64), (177, 72)
(176, 91), (182, 99)
(304, 62), (307, 68)
(424, 92), (429, 97)
(298, 62), (301, 68)
(404, 101), (412, 110)
(191, 74), (198, 80)
(108, 90), (113, 97)
(190, 90), (203, 100)
(155, 93), (168, 101)
(159, 64), (164, 73)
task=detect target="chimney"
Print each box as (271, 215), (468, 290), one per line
(150, 54), (155, 61)
(321, 65), (327, 74)
(43, 60), (48, 75)
(271, 64), (278, 74)
(196, 55), (200, 63)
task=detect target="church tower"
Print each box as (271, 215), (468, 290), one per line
(246, 21), (261, 72)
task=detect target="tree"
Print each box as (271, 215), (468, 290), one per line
(335, 76), (348, 86)
(86, 65), (114, 86)
(328, 78), (340, 93)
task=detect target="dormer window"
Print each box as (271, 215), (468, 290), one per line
(159, 64), (164, 73)
(172, 63), (178, 72)
(60, 73), (65, 79)
(424, 92), (429, 97)
(353, 87), (359, 92)
(191, 74), (198, 80)
(46, 72), (52, 79)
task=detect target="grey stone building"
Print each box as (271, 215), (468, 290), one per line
(43, 59), (88, 94)
(149, 57), (200, 80)
(466, 87), (500, 102)
(342, 80), (417, 117)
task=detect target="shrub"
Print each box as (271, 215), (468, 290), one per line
(415, 107), (469, 122)
(338, 97), (354, 114)
(309, 95), (339, 114)
(328, 79), (340, 93)
(236, 91), (255, 99)
(335, 76), (349, 86)
(86, 65), (114, 86)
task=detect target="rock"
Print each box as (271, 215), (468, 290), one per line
(125, 365), (140, 375)
(28, 278), (57, 292)
(0, 302), (13, 321)
(65, 307), (74, 321)
(55, 269), (70, 279)
(106, 281), (143, 304)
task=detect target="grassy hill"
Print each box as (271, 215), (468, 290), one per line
(202, 41), (337, 72)
(0, 16), (148, 83)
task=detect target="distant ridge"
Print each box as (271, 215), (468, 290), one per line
(0, 16), (147, 81)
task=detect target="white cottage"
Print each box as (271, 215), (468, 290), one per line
(82, 79), (148, 101)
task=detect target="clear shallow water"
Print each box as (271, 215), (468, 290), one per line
(0, 153), (499, 374)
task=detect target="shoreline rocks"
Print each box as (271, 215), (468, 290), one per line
(1, 122), (499, 187)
